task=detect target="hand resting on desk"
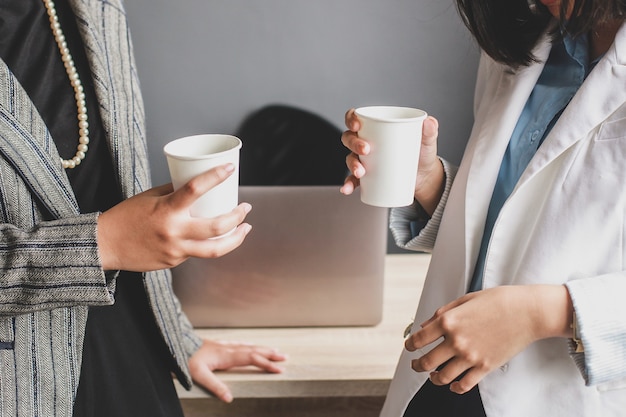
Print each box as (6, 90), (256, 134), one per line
(188, 338), (287, 403)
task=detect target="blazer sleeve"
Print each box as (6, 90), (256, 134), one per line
(0, 212), (115, 316)
(389, 158), (458, 252)
(565, 273), (626, 387)
(173, 288), (203, 356)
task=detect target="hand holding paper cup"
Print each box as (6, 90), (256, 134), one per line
(355, 106), (427, 207)
(164, 134), (242, 219)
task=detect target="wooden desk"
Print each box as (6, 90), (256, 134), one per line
(177, 253), (430, 417)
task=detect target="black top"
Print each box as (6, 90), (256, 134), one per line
(0, 1), (183, 416)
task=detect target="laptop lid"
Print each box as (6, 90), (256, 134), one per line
(171, 185), (389, 327)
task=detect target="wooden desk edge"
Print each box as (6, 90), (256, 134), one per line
(176, 253), (430, 401)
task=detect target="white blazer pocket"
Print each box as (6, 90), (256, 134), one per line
(597, 117), (626, 141)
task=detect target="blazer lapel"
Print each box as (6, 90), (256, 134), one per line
(67, 0), (110, 127)
(68, 0), (151, 199)
(460, 38), (552, 277)
(0, 61), (79, 219)
(519, 22), (626, 186)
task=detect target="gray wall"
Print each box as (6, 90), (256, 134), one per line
(124, 0), (480, 252)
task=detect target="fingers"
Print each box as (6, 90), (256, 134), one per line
(189, 340), (286, 403)
(192, 366), (234, 403)
(248, 351), (286, 374)
(340, 113), (368, 193)
(417, 292), (474, 330)
(180, 203), (253, 241)
(340, 175), (359, 195)
(449, 368), (485, 394)
(405, 295), (473, 353)
(184, 221), (253, 259)
(418, 304), (459, 330)
(165, 164), (251, 243)
(341, 130), (370, 156)
(341, 109), (369, 156)
(340, 151), (364, 195)
(344, 108), (360, 132)
(405, 328), (435, 352)
(220, 341), (287, 372)
(405, 290), (516, 395)
(428, 360), (486, 395)
(168, 164), (236, 212)
(340, 108), (372, 194)
(422, 116), (439, 146)
(409, 342), (481, 394)
(409, 339), (454, 374)
(345, 152), (365, 179)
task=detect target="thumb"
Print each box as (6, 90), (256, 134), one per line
(168, 164), (235, 212)
(421, 116), (439, 147)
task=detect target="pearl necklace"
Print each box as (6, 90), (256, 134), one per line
(42, 0), (90, 169)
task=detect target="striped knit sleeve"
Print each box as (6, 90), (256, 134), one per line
(565, 272), (626, 387)
(389, 158), (457, 252)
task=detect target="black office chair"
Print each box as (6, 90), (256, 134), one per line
(236, 104), (348, 185)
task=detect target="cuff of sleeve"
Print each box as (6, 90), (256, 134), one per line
(185, 331), (203, 354)
(389, 158), (457, 252)
(565, 273), (626, 386)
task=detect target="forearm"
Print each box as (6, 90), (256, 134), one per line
(532, 284), (574, 340)
(414, 157), (446, 217)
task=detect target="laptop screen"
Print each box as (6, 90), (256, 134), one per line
(172, 186), (389, 328)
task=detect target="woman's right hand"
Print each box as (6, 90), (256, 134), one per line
(96, 163), (252, 272)
(340, 108), (445, 216)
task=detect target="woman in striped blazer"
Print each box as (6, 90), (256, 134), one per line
(0, 1), (285, 416)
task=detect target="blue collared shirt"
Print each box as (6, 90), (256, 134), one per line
(469, 33), (594, 292)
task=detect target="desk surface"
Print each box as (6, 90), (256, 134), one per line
(176, 253), (430, 403)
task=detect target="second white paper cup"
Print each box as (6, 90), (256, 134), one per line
(355, 106), (427, 207)
(164, 134), (242, 219)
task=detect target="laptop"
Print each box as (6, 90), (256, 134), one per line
(171, 185), (389, 328)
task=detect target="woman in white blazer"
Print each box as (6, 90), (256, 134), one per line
(342, 0), (626, 415)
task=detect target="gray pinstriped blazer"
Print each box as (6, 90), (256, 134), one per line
(0, 0), (201, 415)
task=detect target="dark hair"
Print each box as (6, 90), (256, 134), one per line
(455, 0), (626, 68)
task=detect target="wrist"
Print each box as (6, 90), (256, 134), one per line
(414, 159), (445, 216)
(532, 284), (574, 340)
(96, 211), (122, 271)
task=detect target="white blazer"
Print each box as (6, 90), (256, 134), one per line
(382, 22), (626, 417)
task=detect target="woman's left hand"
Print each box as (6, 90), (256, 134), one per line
(188, 339), (287, 402)
(404, 285), (572, 394)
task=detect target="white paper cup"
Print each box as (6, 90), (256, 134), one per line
(164, 134), (242, 218)
(355, 106), (427, 207)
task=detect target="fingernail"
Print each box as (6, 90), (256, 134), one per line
(449, 383), (462, 394)
(224, 163), (235, 173)
(242, 203), (252, 213)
